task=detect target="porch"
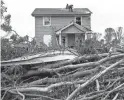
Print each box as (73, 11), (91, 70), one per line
(57, 33), (85, 48)
(56, 22), (88, 48)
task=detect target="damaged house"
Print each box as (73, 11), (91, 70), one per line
(32, 5), (92, 48)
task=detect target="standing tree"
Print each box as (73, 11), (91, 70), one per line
(113, 27), (123, 44)
(1, 0), (12, 32)
(104, 28), (115, 44)
(1, 0), (20, 38)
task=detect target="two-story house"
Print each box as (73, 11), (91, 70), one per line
(32, 7), (92, 48)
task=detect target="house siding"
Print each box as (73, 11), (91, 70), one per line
(82, 16), (91, 29)
(35, 15), (91, 45)
(35, 16), (53, 45)
(51, 16), (74, 29)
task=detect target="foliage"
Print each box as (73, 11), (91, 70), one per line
(75, 32), (105, 55)
(1, 38), (28, 60)
(1, 0), (7, 17)
(104, 27), (124, 49)
(76, 38), (103, 55)
(1, 36), (50, 60)
(92, 32), (102, 40)
(1, 0), (12, 32)
(10, 34), (18, 42)
(104, 28), (115, 44)
(112, 27), (124, 44)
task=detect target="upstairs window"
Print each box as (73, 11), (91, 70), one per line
(76, 17), (81, 25)
(43, 17), (51, 26)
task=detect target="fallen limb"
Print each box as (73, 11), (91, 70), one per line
(116, 48), (124, 53)
(26, 77), (72, 86)
(1, 89), (9, 100)
(66, 58), (124, 100)
(81, 77), (123, 99)
(25, 66), (124, 86)
(78, 85), (124, 100)
(19, 74), (124, 94)
(9, 82), (76, 93)
(26, 79), (86, 88)
(96, 79), (100, 91)
(21, 54), (124, 80)
(21, 69), (59, 80)
(102, 82), (124, 100)
(23, 93), (62, 100)
(112, 92), (119, 100)
(42, 53), (120, 69)
(9, 90), (61, 100)
(16, 87), (25, 100)
(68, 67), (98, 79)
(25, 68), (98, 86)
(41, 54), (124, 73)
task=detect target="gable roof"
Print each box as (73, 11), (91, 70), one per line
(32, 8), (92, 16)
(56, 22), (91, 35)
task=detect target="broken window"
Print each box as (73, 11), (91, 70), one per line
(76, 17), (81, 25)
(43, 17), (51, 26)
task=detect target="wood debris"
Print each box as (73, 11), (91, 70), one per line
(1, 51), (124, 100)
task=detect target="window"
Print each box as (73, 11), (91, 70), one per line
(43, 17), (51, 26)
(76, 17), (81, 25)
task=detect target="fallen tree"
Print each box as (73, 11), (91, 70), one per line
(35, 52), (119, 69)
(1, 51), (124, 100)
(21, 54), (124, 79)
(66, 59), (124, 100)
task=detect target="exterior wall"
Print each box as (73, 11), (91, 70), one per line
(81, 16), (91, 29)
(35, 17), (43, 45)
(51, 16), (75, 29)
(35, 16), (53, 45)
(35, 15), (91, 46)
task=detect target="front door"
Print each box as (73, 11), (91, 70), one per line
(67, 34), (75, 48)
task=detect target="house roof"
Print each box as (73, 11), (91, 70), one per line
(32, 8), (92, 16)
(56, 21), (91, 35)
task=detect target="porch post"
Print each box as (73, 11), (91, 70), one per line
(59, 32), (62, 45)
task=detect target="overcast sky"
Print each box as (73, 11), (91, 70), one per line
(2, 0), (124, 38)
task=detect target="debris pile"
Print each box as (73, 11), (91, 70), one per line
(1, 50), (124, 100)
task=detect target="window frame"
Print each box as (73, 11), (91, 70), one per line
(75, 16), (82, 25)
(43, 16), (51, 26)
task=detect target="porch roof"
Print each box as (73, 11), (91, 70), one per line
(56, 22), (91, 35)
